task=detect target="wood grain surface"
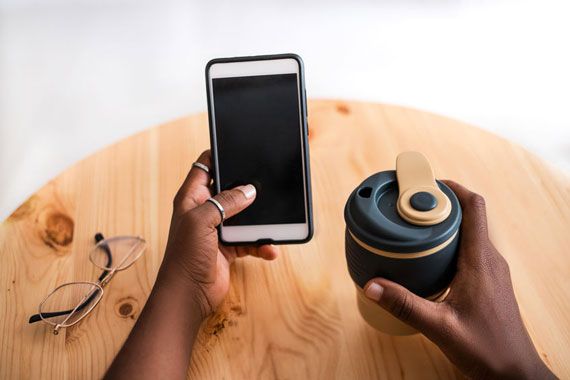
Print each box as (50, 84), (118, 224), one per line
(1, 100), (569, 379)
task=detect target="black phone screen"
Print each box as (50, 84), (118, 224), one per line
(212, 73), (306, 226)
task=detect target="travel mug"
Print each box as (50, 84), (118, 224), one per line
(344, 151), (462, 335)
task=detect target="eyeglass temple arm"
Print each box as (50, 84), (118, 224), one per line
(28, 233), (113, 324)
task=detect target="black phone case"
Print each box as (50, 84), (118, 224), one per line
(205, 53), (314, 246)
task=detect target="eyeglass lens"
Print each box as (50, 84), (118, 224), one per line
(89, 236), (146, 271)
(39, 282), (102, 327)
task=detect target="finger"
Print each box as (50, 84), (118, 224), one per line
(442, 180), (489, 245)
(180, 150), (212, 192)
(364, 278), (443, 334)
(172, 151), (213, 214)
(219, 246), (238, 264)
(442, 180), (497, 275)
(257, 245), (279, 260)
(234, 245), (279, 260)
(231, 246), (253, 258)
(235, 246), (256, 258)
(196, 184), (257, 228)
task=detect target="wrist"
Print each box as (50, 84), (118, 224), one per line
(525, 358), (556, 380)
(494, 354), (555, 380)
(154, 257), (211, 322)
(517, 346), (556, 380)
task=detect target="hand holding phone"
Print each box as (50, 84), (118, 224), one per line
(206, 54), (313, 245)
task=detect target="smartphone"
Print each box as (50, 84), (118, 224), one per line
(205, 53), (313, 245)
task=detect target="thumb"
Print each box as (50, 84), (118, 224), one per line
(198, 184), (257, 227)
(364, 278), (442, 334)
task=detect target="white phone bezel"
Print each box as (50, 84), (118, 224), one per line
(207, 58), (309, 243)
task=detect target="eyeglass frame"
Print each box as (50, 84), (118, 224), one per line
(28, 233), (145, 335)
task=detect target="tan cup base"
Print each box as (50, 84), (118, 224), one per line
(355, 285), (449, 336)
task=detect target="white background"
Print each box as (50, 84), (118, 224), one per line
(1, 0), (569, 220)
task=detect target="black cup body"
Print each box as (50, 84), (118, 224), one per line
(345, 228), (459, 297)
(344, 170), (462, 298)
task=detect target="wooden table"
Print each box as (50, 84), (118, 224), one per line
(1, 100), (569, 379)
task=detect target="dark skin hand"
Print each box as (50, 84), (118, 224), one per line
(105, 152), (555, 380)
(364, 181), (556, 380)
(105, 150), (278, 379)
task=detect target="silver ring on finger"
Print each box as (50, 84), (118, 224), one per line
(206, 197), (225, 224)
(192, 162), (210, 174)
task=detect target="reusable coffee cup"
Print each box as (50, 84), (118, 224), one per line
(344, 151), (462, 335)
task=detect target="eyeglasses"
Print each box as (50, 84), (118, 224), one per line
(28, 233), (146, 335)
